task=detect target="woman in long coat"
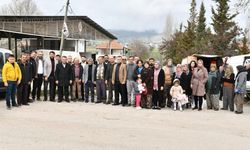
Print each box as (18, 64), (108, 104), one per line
(191, 59), (208, 111)
(141, 61), (153, 108)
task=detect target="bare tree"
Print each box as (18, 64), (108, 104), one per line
(236, 0), (250, 9)
(129, 40), (150, 60)
(0, 0), (42, 15)
(163, 12), (174, 40)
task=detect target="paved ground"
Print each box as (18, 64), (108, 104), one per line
(0, 100), (250, 150)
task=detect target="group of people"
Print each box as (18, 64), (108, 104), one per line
(2, 50), (248, 114)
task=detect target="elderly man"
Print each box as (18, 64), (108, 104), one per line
(112, 56), (127, 106)
(72, 58), (83, 101)
(95, 56), (107, 103)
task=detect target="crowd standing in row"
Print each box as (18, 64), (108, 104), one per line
(2, 51), (248, 114)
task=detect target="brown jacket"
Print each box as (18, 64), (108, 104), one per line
(112, 63), (127, 84)
(191, 67), (208, 96)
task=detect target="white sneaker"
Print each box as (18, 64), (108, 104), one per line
(136, 106), (142, 110)
(174, 107), (176, 111)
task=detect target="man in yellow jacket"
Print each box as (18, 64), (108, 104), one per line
(2, 54), (22, 109)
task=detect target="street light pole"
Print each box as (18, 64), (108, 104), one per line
(59, 0), (70, 56)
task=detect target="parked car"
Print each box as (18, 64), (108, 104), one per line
(0, 48), (13, 96)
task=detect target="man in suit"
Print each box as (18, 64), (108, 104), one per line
(17, 53), (32, 106)
(32, 51), (44, 101)
(112, 56), (127, 106)
(55, 56), (72, 103)
(95, 56), (107, 103)
(44, 51), (58, 102)
(83, 58), (96, 103)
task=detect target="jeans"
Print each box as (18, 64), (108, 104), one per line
(85, 81), (95, 102)
(96, 79), (106, 102)
(6, 81), (17, 107)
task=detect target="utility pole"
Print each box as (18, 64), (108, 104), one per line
(59, 0), (70, 56)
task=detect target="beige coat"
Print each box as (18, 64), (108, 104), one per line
(112, 63), (127, 84)
(191, 67), (208, 96)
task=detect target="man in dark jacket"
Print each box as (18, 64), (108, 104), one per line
(28, 51), (37, 102)
(71, 58), (83, 101)
(105, 55), (115, 104)
(55, 56), (72, 103)
(17, 53), (32, 106)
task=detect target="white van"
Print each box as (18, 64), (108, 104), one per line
(0, 48), (13, 94)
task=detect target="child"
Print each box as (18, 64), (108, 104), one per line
(170, 79), (188, 111)
(2, 54), (22, 109)
(135, 78), (147, 110)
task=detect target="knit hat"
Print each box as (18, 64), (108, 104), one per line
(173, 79), (180, 85)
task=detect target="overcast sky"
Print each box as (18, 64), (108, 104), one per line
(0, 0), (248, 32)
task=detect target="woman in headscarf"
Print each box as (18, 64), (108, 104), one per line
(152, 61), (165, 110)
(141, 61), (153, 109)
(221, 65), (235, 111)
(191, 59), (208, 111)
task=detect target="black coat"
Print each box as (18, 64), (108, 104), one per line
(105, 62), (115, 81)
(29, 58), (36, 78)
(180, 71), (192, 96)
(71, 64), (83, 81)
(153, 69), (165, 90)
(55, 63), (72, 86)
(18, 62), (32, 84)
(141, 67), (154, 94)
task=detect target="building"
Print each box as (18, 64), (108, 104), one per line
(96, 40), (128, 57)
(0, 16), (117, 58)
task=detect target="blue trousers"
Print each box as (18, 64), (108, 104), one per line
(6, 81), (17, 107)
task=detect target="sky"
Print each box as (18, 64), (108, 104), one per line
(0, 0), (249, 33)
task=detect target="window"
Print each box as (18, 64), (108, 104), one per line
(0, 52), (4, 73)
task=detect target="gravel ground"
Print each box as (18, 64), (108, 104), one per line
(0, 100), (249, 150)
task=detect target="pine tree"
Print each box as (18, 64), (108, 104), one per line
(239, 34), (250, 54)
(211, 0), (240, 56)
(196, 2), (206, 41)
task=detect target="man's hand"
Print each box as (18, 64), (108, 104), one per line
(78, 79), (81, 83)
(17, 80), (21, 85)
(56, 81), (59, 84)
(28, 82), (31, 85)
(160, 86), (164, 91)
(105, 80), (108, 84)
(44, 77), (48, 81)
(4, 82), (8, 87)
(70, 80), (72, 84)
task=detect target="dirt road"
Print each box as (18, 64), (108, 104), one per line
(0, 101), (249, 150)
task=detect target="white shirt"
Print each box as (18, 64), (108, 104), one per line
(37, 59), (44, 74)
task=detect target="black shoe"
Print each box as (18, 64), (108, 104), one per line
(43, 99), (47, 101)
(66, 100), (70, 103)
(198, 108), (202, 111)
(221, 108), (227, 110)
(7, 106), (11, 110)
(12, 104), (18, 107)
(192, 107), (198, 110)
(95, 101), (101, 104)
(37, 98), (41, 101)
(235, 111), (243, 114)
(23, 103), (30, 106)
(50, 99), (55, 102)
(85, 100), (89, 103)
(58, 100), (62, 103)
(112, 103), (119, 106)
